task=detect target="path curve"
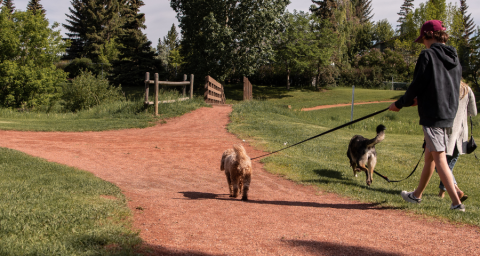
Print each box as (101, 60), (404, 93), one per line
(1, 105), (479, 255)
(301, 100), (395, 111)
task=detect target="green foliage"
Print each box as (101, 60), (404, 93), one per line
(338, 48), (409, 88)
(111, 0), (158, 87)
(64, 58), (96, 78)
(171, 0), (290, 81)
(467, 27), (480, 90)
(1, 0), (14, 13)
(275, 11), (336, 88)
(27, 0), (46, 15)
(373, 19), (394, 43)
(0, 8), (67, 108)
(0, 147), (142, 254)
(61, 71), (125, 112)
(63, 0), (122, 62)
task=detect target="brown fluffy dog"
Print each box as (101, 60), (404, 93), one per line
(220, 144), (252, 201)
(346, 125), (386, 186)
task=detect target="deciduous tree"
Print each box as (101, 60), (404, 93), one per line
(171, 0), (290, 81)
(0, 8), (67, 108)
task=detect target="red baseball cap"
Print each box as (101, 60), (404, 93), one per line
(415, 20), (446, 43)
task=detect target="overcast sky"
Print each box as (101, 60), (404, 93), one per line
(9, 0), (480, 45)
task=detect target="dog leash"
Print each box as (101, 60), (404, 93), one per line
(250, 107), (389, 160)
(373, 147), (425, 183)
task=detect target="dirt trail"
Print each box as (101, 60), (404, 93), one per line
(301, 100), (395, 111)
(1, 105), (479, 255)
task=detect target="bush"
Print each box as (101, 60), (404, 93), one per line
(64, 58), (98, 78)
(61, 71), (125, 112)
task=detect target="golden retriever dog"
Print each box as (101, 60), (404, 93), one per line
(220, 144), (252, 201)
(346, 125), (386, 186)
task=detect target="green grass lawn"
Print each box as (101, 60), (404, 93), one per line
(224, 84), (405, 109)
(0, 147), (142, 255)
(229, 100), (480, 227)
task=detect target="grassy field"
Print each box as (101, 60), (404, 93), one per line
(0, 147), (141, 255)
(228, 99), (480, 227)
(224, 84), (405, 109)
(0, 88), (208, 132)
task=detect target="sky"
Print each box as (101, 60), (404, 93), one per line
(9, 0), (480, 45)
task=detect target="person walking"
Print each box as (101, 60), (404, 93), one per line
(388, 20), (465, 211)
(438, 81), (477, 201)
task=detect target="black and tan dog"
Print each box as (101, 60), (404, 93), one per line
(346, 125), (386, 186)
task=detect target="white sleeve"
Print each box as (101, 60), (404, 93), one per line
(467, 88), (477, 117)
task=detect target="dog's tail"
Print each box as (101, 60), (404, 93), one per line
(221, 153), (226, 171)
(366, 125), (386, 147)
(233, 144), (251, 170)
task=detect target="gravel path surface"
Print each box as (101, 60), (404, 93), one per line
(1, 105), (479, 255)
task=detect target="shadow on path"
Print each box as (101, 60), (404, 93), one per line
(178, 191), (392, 210)
(283, 240), (403, 256)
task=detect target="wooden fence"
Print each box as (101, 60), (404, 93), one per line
(144, 72), (194, 116)
(204, 76), (226, 104)
(243, 76), (253, 101)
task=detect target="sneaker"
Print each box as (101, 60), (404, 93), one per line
(401, 191), (422, 204)
(450, 204), (465, 212)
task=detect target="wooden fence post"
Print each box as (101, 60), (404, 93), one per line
(183, 74), (187, 97)
(190, 74), (194, 99)
(145, 72), (150, 113)
(154, 73), (159, 116)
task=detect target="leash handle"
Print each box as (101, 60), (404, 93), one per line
(250, 107), (389, 160)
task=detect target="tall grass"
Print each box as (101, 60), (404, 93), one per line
(229, 100), (480, 226)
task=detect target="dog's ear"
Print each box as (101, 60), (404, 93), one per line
(376, 125), (386, 134)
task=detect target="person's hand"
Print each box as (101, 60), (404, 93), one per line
(389, 102), (400, 112)
(411, 97), (418, 106)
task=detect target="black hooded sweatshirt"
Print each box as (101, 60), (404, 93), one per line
(395, 43), (462, 127)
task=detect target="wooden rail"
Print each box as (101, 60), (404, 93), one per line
(144, 72), (194, 116)
(243, 76), (253, 101)
(204, 76), (226, 104)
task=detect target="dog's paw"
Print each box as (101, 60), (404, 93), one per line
(241, 196), (248, 201)
(355, 174), (358, 177)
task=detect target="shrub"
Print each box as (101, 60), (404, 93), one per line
(64, 58), (97, 78)
(61, 71), (125, 112)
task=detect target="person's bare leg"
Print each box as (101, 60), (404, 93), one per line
(413, 147), (435, 199)
(432, 151), (461, 206)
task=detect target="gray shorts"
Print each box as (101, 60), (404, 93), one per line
(422, 126), (450, 152)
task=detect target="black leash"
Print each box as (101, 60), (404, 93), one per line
(250, 107), (389, 160)
(373, 147), (425, 183)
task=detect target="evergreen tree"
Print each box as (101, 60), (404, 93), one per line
(459, 0), (475, 42)
(63, 0), (122, 62)
(2, 0), (15, 13)
(157, 24), (180, 79)
(396, 0), (414, 28)
(163, 24), (179, 52)
(352, 0), (373, 23)
(27, 0), (45, 15)
(310, 0), (337, 24)
(63, 0), (91, 59)
(112, 0), (157, 86)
